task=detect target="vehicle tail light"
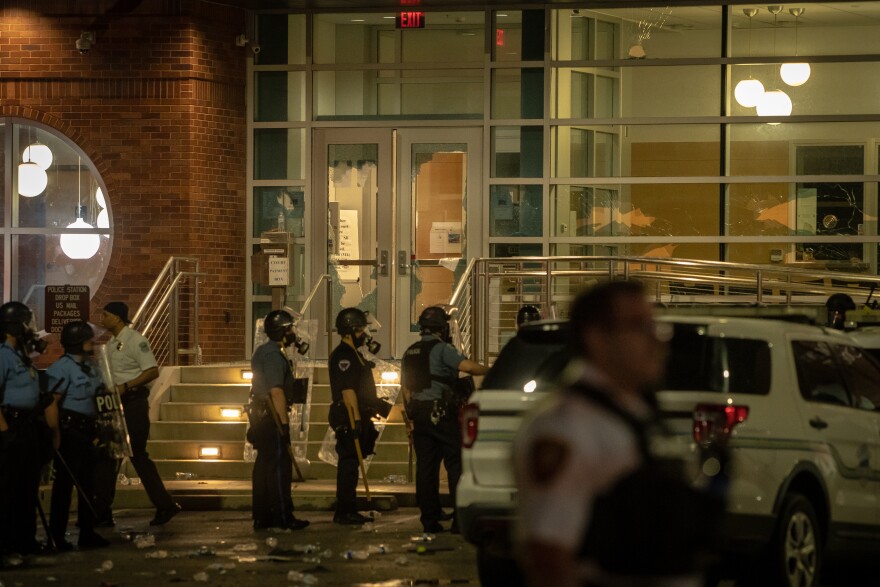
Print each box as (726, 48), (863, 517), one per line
(461, 402), (479, 448)
(693, 403), (748, 446)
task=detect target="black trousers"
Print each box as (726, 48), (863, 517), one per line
(251, 419), (295, 526)
(91, 454), (120, 523)
(335, 433), (360, 515)
(409, 400), (462, 527)
(0, 418), (45, 554)
(50, 427), (98, 541)
(124, 394), (175, 511)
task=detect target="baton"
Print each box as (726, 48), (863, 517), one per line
(268, 399), (305, 482)
(36, 497), (57, 553)
(54, 449), (99, 518)
(345, 402), (371, 502)
(401, 409), (414, 482)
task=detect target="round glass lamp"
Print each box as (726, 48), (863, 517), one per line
(18, 162), (48, 197)
(60, 218), (101, 260)
(756, 89), (793, 117)
(734, 78), (765, 108)
(95, 187), (106, 209)
(780, 63), (811, 87)
(23, 143), (54, 170)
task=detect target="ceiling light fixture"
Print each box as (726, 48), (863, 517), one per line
(18, 126), (48, 197)
(60, 157), (100, 259)
(780, 7), (811, 86)
(757, 6), (793, 119)
(734, 8), (765, 108)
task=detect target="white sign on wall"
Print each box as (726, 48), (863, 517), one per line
(336, 209), (360, 282)
(268, 256), (290, 286)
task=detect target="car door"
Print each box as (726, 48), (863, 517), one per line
(791, 339), (878, 526)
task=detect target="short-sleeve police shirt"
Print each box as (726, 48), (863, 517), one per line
(106, 326), (158, 386)
(251, 340), (289, 401)
(412, 335), (467, 402)
(328, 342), (376, 406)
(47, 354), (102, 418)
(0, 341), (40, 409)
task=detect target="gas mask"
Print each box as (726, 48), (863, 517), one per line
(25, 331), (48, 354)
(282, 328), (310, 355)
(353, 331), (381, 355)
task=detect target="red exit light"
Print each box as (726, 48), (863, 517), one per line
(396, 11), (425, 29)
(496, 28), (505, 46)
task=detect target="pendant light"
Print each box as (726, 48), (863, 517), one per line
(780, 8), (810, 86)
(60, 158), (100, 260)
(23, 142), (54, 170)
(734, 8), (765, 108)
(17, 126), (48, 197)
(757, 6), (793, 119)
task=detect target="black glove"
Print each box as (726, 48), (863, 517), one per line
(352, 420), (363, 437)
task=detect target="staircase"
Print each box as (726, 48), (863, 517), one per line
(125, 364), (411, 484)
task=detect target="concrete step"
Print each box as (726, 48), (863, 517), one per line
(160, 402), (249, 422)
(303, 440), (410, 463)
(150, 421), (247, 441)
(147, 440), (246, 461)
(306, 402), (404, 422)
(123, 458), (411, 482)
(169, 383), (250, 403)
(298, 422), (410, 443)
(180, 365), (253, 385)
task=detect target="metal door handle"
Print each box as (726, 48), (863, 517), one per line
(398, 251), (410, 276)
(378, 250), (389, 276)
(809, 417), (828, 430)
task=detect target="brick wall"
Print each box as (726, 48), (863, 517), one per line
(0, 0), (248, 364)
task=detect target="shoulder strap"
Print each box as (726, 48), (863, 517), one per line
(568, 382), (652, 460)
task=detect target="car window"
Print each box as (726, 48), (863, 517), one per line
(792, 340), (853, 407)
(663, 323), (771, 394)
(833, 344), (880, 411)
(481, 332), (568, 391)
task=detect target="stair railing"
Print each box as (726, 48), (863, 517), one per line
(131, 256), (203, 366)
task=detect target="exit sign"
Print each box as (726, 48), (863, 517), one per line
(396, 11), (425, 29)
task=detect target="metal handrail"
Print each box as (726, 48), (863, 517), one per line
(132, 256), (203, 366)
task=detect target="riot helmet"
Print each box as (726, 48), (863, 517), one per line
(60, 320), (95, 355)
(0, 301), (46, 354)
(516, 305), (542, 329)
(264, 310), (294, 342)
(826, 293), (856, 330)
(336, 307), (368, 335)
(418, 306), (451, 340)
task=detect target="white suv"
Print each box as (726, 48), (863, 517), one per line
(457, 316), (880, 587)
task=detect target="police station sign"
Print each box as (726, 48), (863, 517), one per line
(45, 285), (90, 333)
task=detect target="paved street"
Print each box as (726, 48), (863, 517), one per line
(0, 508), (479, 586)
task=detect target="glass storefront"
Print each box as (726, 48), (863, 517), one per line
(248, 3), (880, 348)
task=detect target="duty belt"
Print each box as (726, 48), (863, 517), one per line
(122, 385), (149, 403)
(1, 405), (38, 421)
(60, 409), (98, 437)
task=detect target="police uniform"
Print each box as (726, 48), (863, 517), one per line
(249, 339), (297, 529)
(102, 325), (176, 515)
(328, 341), (379, 519)
(514, 364), (713, 587)
(403, 334), (467, 532)
(47, 354), (104, 548)
(0, 341), (47, 555)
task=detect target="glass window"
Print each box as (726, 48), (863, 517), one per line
(253, 187), (305, 238)
(552, 10), (618, 61)
(494, 10), (545, 62)
(492, 69), (544, 119)
(255, 14), (306, 65)
(491, 126), (543, 178)
(665, 324), (771, 394)
(553, 69), (618, 119)
(2, 121), (111, 326)
(552, 185), (620, 237)
(792, 340), (852, 406)
(314, 12), (484, 65)
(254, 72), (305, 122)
(490, 243), (543, 257)
(834, 345), (880, 411)
(254, 128), (305, 180)
(490, 185), (542, 237)
(552, 126), (619, 177)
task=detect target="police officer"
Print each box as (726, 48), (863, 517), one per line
(47, 321), (109, 551)
(826, 292), (856, 330)
(513, 281), (725, 586)
(402, 306), (488, 534)
(516, 305), (542, 330)
(100, 301), (180, 526)
(0, 301), (54, 557)
(328, 307), (380, 525)
(248, 309), (310, 531)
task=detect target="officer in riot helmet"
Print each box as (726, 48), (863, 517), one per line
(248, 309), (310, 531)
(328, 307), (381, 525)
(47, 321), (109, 550)
(402, 306), (488, 533)
(0, 301), (56, 557)
(826, 293), (856, 330)
(516, 305), (542, 330)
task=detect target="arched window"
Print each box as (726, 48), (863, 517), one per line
(1, 119), (112, 329)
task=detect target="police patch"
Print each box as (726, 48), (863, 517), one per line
(528, 437), (570, 486)
(139, 342), (149, 352)
(338, 359), (351, 372)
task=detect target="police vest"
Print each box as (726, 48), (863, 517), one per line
(574, 382), (725, 577)
(402, 339), (455, 394)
